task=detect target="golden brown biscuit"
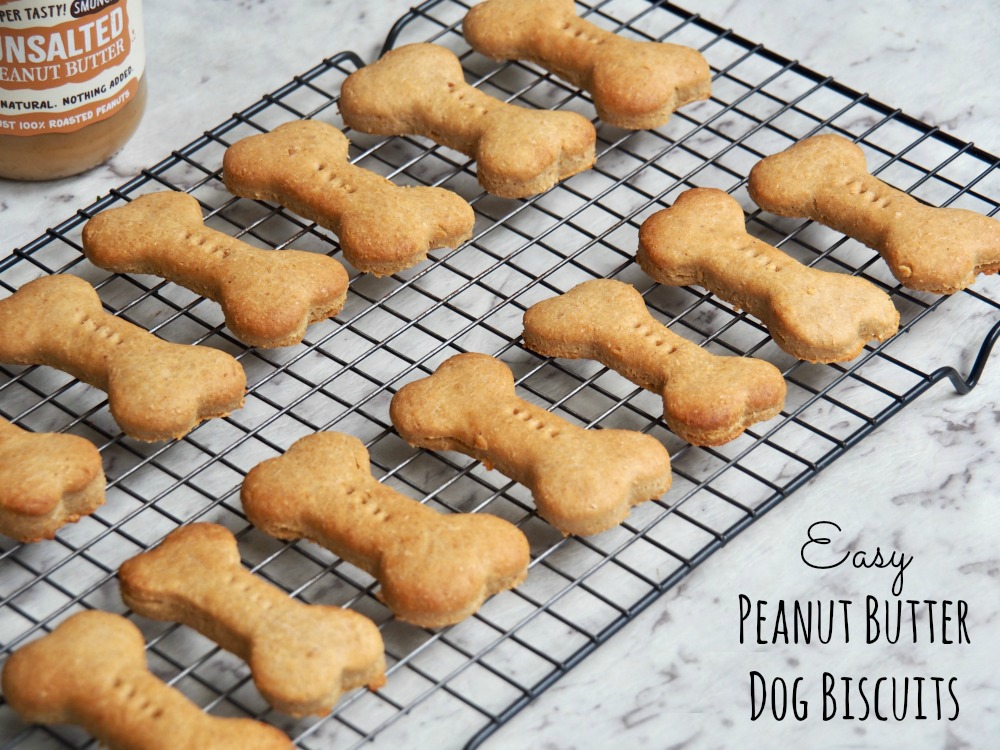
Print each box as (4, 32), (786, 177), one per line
(463, 0), (711, 129)
(83, 191), (350, 348)
(389, 352), (672, 536)
(241, 431), (529, 628)
(748, 134), (1000, 294)
(119, 523), (385, 717)
(2, 610), (293, 749)
(339, 43), (597, 199)
(0, 417), (105, 542)
(522, 279), (786, 445)
(0, 275), (246, 441)
(223, 120), (474, 276)
(637, 188), (900, 363)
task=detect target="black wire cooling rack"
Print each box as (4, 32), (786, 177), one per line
(1, 1), (998, 748)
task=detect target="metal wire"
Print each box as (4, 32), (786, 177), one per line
(1, 1), (998, 748)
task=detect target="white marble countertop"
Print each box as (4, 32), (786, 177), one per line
(1, 1), (998, 749)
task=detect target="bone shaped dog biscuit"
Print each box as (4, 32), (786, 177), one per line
(83, 191), (350, 348)
(389, 353), (672, 536)
(242, 432), (530, 628)
(223, 120), (474, 276)
(119, 523), (386, 716)
(522, 280), (786, 445)
(339, 43), (597, 199)
(2, 610), (293, 749)
(748, 134), (1000, 294)
(0, 417), (105, 542)
(637, 188), (900, 363)
(463, 0), (711, 129)
(0, 275), (246, 441)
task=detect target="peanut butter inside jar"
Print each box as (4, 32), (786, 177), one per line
(0, 0), (147, 182)
(0, 77), (147, 181)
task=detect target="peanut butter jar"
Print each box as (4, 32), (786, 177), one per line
(0, 0), (146, 181)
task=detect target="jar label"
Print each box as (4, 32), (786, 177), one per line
(0, 0), (145, 136)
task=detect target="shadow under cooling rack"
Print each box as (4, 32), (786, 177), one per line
(1, 1), (998, 748)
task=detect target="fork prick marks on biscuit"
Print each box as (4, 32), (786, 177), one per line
(637, 188), (900, 363)
(748, 134), (1000, 294)
(389, 353), (672, 536)
(0, 417), (105, 542)
(463, 0), (711, 129)
(522, 280), (786, 445)
(83, 191), (349, 348)
(338, 43), (597, 199)
(119, 523), (386, 717)
(2, 611), (293, 749)
(0, 275), (246, 441)
(241, 431), (530, 628)
(223, 119), (474, 277)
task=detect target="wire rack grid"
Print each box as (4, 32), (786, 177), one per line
(1, 0), (998, 748)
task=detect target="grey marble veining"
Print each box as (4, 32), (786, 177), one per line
(0, 2), (998, 750)
(694, 0), (1000, 155)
